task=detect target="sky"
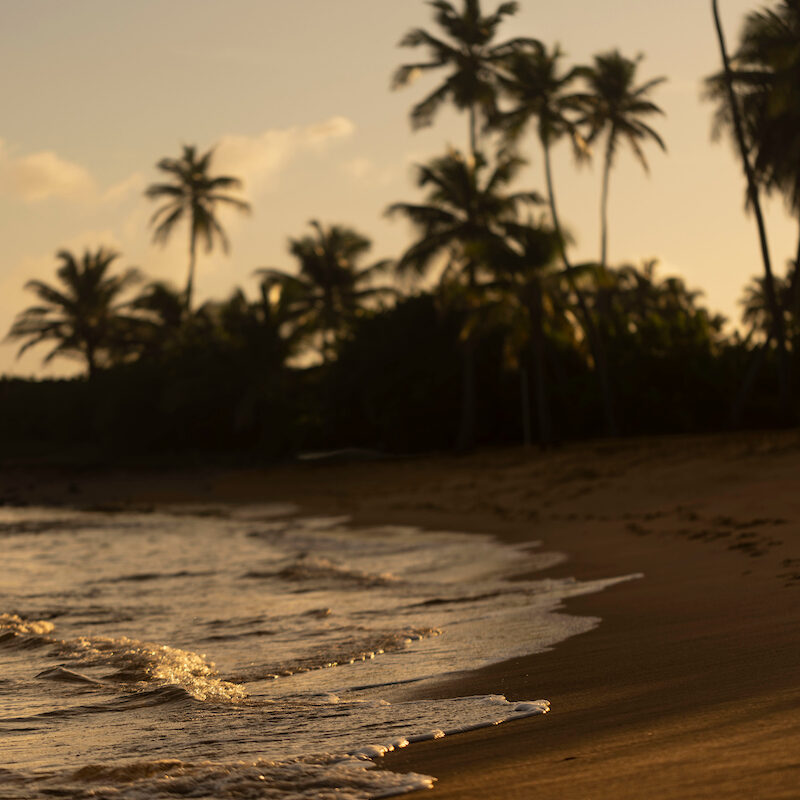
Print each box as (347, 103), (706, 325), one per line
(0, 0), (796, 377)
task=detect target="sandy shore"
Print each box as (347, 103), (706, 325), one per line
(2, 431), (799, 798)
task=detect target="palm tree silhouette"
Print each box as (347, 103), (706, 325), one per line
(724, 1), (800, 227)
(6, 248), (141, 379)
(387, 148), (540, 279)
(145, 144), (250, 313)
(256, 221), (394, 364)
(577, 50), (666, 268)
(495, 42), (585, 252)
(387, 147), (541, 448)
(392, 0), (536, 159)
(602, 259), (724, 353)
(492, 44), (623, 435)
(707, 0), (792, 417)
(484, 219), (571, 445)
(129, 281), (186, 357)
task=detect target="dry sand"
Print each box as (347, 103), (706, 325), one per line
(2, 430), (799, 798)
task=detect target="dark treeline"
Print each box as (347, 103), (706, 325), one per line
(2, 0), (799, 463)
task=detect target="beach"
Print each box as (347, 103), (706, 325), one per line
(2, 430), (799, 798)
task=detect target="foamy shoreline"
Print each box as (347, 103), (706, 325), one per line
(2, 430), (800, 798)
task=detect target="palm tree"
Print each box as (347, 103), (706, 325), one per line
(740, 262), (799, 348)
(387, 148), (540, 278)
(707, 0), (791, 417)
(256, 221), (395, 364)
(392, 0), (537, 159)
(603, 259), (724, 355)
(484, 219), (572, 445)
(495, 42), (586, 252)
(145, 144), (250, 313)
(387, 147), (541, 448)
(6, 248), (141, 379)
(492, 42), (619, 436)
(729, 1), (800, 229)
(129, 281), (186, 357)
(577, 50), (666, 268)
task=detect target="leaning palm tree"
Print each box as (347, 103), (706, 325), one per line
(392, 0), (538, 159)
(256, 221), (395, 364)
(727, 0), (800, 226)
(145, 144), (250, 313)
(577, 50), (667, 268)
(706, 0), (798, 416)
(387, 147), (541, 448)
(6, 248), (141, 379)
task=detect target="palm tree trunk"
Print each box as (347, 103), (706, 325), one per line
(600, 134), (613, 269)
(528, 283), (552, 446)
(786, 223), (800, 395)
(519, 366), (532, 448)
(469, 104), (478, 161)
(85, 342), (97, 382)
(712, 0), (791, 420)
(186, 224), (197, 314)
(543, 141), (565, 252)
(543, 140), (618, 436)
(455, 258), (479, 451)
(731, 334), (770, 426)
(456, 336), (477, 451)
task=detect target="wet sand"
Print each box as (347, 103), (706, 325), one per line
(2, 430), (799, 798)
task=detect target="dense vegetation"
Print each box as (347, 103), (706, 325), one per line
(3, 0), (799, 463)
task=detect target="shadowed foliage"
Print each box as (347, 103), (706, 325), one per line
(493, 40), (618, 435)
(387, 147), (541, 449)
(481, 219), (572, 444)
(256, 221), (395, 364)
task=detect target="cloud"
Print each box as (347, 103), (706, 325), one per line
(341, 156), (398, 187)
(102, 172), (147, 206)
(343, 157), (373, 181)
(214, 116), (356, 196)
(0, 139), (95, 202)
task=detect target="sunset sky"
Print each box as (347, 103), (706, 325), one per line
(1, 0), (795, 377)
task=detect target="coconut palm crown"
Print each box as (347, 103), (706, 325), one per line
(493, 41), (588, 266)
(256, 220), (395, 363)
(386, 147), (542, 284)
(576, 50), (667, 267)
(6, 247), (141, 378)
(145, 144), (250, 313)
(392, 0), (539, 157)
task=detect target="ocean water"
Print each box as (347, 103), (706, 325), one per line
(0, 504), (632, 798)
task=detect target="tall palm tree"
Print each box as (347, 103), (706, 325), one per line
(707, 0), (791, 417)
(392, 0), (537, 159)
(577, 50), (666, 268)
(495, 42), (586, 252)
(731, 0), (800, 228)
(145, 144), (250, 313)
(256, 221), (395, 363)
(493, 42), (619, 436)
(6, 248), (141, 379)
(387, 147), (541, 448)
